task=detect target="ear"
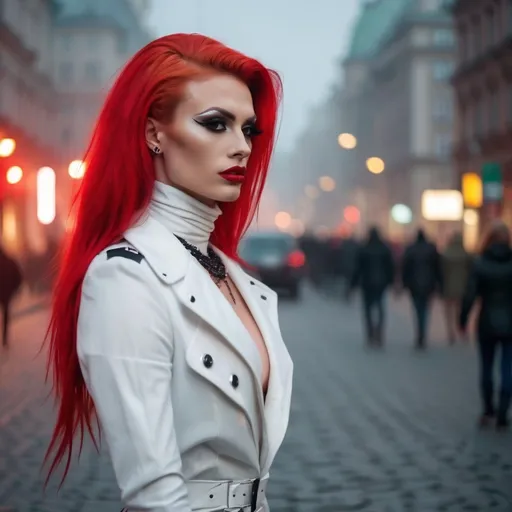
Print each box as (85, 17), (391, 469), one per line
(145, 118), (161, 151)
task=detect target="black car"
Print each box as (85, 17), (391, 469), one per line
(239, 232), (305, 299)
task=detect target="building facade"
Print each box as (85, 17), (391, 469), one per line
(341, 0), (456, 242)
(450, 0), (512, 237)
(0, 0), (152, 261)
(0, 0), (61, 258)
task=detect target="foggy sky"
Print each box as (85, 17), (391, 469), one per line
(147, 0), (360, 152)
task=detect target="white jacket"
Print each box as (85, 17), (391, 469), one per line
(77, 214), (294, 511)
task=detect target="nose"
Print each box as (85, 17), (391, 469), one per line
(229, 132), (251, 163)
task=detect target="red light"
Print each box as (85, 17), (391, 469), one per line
(287, 250), (305, 268)
(344, 206), (360, 224)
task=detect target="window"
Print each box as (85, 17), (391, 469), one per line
(432, 60), (454, 81)
(473, 98), (485, 136)
(60, 34), (72, 51)
(59, 62), (73, 84)
(489, 90), (500, 131)
(434, 133), (452, 157)
(85, 62), (101, 83)
(433, 29), (454, 46)
(433, 93), (453, 122)
(87, 33), (99, 51)
(422, 0), (440, 11)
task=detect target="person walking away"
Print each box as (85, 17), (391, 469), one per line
(350, 227), (395, 347)
(402, 229), (442, 349)
(0, 247), (23, 347)
(460, 221), (512, 431)
(441, 232), (472, 344)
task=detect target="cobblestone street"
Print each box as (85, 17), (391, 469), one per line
(1, 287), (511, 511)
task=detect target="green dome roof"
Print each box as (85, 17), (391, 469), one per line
(346, 0), (409, 60)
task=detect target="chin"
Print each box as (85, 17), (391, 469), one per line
(214, 184), (242, 203)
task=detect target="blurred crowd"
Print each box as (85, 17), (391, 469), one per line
(299, 222), (512, 430)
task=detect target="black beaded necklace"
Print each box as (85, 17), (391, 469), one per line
(175, 235), (237, 305)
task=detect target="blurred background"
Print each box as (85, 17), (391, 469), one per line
(2, 0), (512, 511)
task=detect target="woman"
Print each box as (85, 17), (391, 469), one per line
(460, 221), (512, 431)
(440, 231), (472, 344)
(43, 34), (293, 512)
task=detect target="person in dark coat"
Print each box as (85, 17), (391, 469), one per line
(0, 247), (23, 346)
(460, 221), (512, 430)
(350, 227), (395, 347)
(402, 229), (442, 349)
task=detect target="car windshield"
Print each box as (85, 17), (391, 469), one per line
(240, 236), (294, 261)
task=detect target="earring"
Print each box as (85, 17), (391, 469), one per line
(152, 146), (161, 155)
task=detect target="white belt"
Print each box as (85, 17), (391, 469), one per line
(187, 475), (269, 511)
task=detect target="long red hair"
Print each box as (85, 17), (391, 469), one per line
(43, 33), (282, 486)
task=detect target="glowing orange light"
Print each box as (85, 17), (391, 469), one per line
(344, 205), (360, 224)
(6, 166), (23, 184)
(68, 160), (86, 179)
(37, 167), (56, 225)
(0, 138), (16, 157)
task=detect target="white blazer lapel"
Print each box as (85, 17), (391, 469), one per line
(219, 251), (294, 474)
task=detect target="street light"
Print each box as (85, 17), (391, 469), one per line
(0, 138), (16, 158)
(68, 159), (86, 179)
(338, 133), (357, 150)
(275, 211), (292, 231)
(37, 167), (56, 225)
(319, 176), (336, 192)
(366, 157), (385, 174)
(6, 166), (23, 184)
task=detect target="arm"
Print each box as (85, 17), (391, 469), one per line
(77, 252), (191, 511)
(460, 260), (479, 331)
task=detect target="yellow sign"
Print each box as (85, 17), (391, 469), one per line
(462, 173), (483, 208)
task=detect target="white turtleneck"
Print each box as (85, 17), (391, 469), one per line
(148, 181), (222, 255)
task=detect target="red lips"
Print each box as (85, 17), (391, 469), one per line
(219, 166), (246, 183)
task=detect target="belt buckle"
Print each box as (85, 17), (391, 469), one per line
(250, 477), (260, 512)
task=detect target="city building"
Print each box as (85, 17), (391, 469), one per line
(343, 0), (457, 242)
(53, 0), (151, 163)
(0, 0), (152, 260)
(450, 0), (512, 238)
(0, 0), (61, 257)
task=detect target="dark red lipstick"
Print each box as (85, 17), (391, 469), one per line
(219, 166), (246, 183)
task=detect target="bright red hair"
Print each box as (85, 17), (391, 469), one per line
(43, 33), (282, 486)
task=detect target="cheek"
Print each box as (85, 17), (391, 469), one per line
(165, 124), (218, 165)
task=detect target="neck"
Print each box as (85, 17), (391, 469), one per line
(148, 181), (222, 255)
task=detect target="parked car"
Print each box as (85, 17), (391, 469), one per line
(239, 231), (306, 299)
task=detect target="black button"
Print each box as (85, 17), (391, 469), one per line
(261, 295), (267, 300)
(190, 295), (196, 303)
(202, 354), (213, 368)
(250, 280), (255, 285)
(230, 374), (239, 388)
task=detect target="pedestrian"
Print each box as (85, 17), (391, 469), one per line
(349, 227), (394, 347)
(0, 247), (23, 347)
(43, 34), (293, 512)
(440, 231), (472, 344)
(402, 229), (442, 349)
(460, 220), (512, 431)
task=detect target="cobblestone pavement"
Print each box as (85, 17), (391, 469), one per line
(1, 286), (511, 512)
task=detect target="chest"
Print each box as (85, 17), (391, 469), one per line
(217, 277), (270, 394)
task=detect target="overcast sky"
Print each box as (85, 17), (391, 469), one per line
(147, 0), (360, 152)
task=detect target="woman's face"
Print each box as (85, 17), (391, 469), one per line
(147, 73), (260, 206)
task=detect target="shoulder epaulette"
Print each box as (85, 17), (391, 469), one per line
(106, 246), (144, 263)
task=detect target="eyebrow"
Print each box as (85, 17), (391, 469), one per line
(196, 107), (257, 123)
